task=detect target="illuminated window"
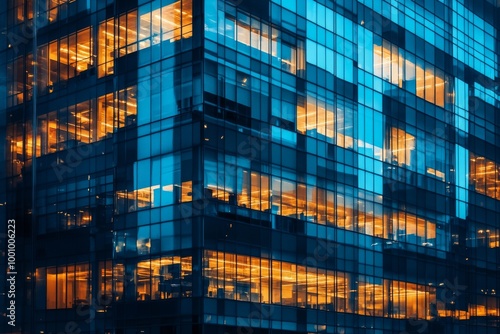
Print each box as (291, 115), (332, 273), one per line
(391, 212), (437, 247)
(470, 153), (500, 200)
(159, 0), (192, 41)
(97, 92), (114, 139)
(358, 277), (385, 316)
(386, 127), (415, 167)
(38, 0), (78, 23)
(205, 156), (351, 228)
(134, 256), (192, 301)
(435, 68), (445, 107)
(55, 207), (92, 230)
(9, 0), (34, 23)
(98, 1), (192, 78)
(203, 250), (447, 318)
(357, 200), (385, 238)
(37, 101), (92, 156)
(373, 39), (447, 107)
(97, 86), (137, 140)
(117, 86), (137, 128)
(390, 281), (435, 319)
(117, 10), (138, 57)
(468, 228), (500, 249)
(336, 192), (355, 230)
(98, 260), (113, 302)
(6, 122), (29, 177)
(115, 186), (156, 213)
(220, 12), (300, 75)
(98, 18), (115, 77)
(417, 60), (428, 100)
(39, 27), (92, 87)
(296, 94), (353, 148)
(35, 87), (136, 157)
(40, 263), (90, 309)
(237, 20), (250, 45)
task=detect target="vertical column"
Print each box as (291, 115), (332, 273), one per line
(453, 78), (468, 220)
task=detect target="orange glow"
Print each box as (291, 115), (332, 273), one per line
(470, 153), (500, 200)
(374, 40), (446, 107)
(98, 0), (192, 77)
(203, 250), (448, 318)
(44, 263), (90, 309)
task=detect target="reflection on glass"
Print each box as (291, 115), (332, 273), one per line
(391, 212), (437, 247)
(36, 86), (136, 156)
(221, 13), (302, 75)
(97, 0), (193, 77)
(7, 56), (31, 107)
(97, 86), (137, 139)
(297, 94), (354, 148)
(37, 101), (92, 155)
(203, 250), (447, 319)
(374, 39), (446, 107)
(386, 127), (415, 167)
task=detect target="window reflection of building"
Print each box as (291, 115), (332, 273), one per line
(220, 12), (304, 76)
(114, 152), (192, 214)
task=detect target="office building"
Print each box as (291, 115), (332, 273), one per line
(1, 0), (499, 333)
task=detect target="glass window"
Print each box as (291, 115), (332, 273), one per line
(470, 153), (500, 200)
(41, 263), (90, 309)
(386, 127), (416, 167)
(43, 27), (92, 83)
(373, 39), (448, 106)
(98, 18), (115, 77)
(97, 92), (114, 139)
(202, 250), (445, 318)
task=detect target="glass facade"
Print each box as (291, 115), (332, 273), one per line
(1, 0), (499, 333)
